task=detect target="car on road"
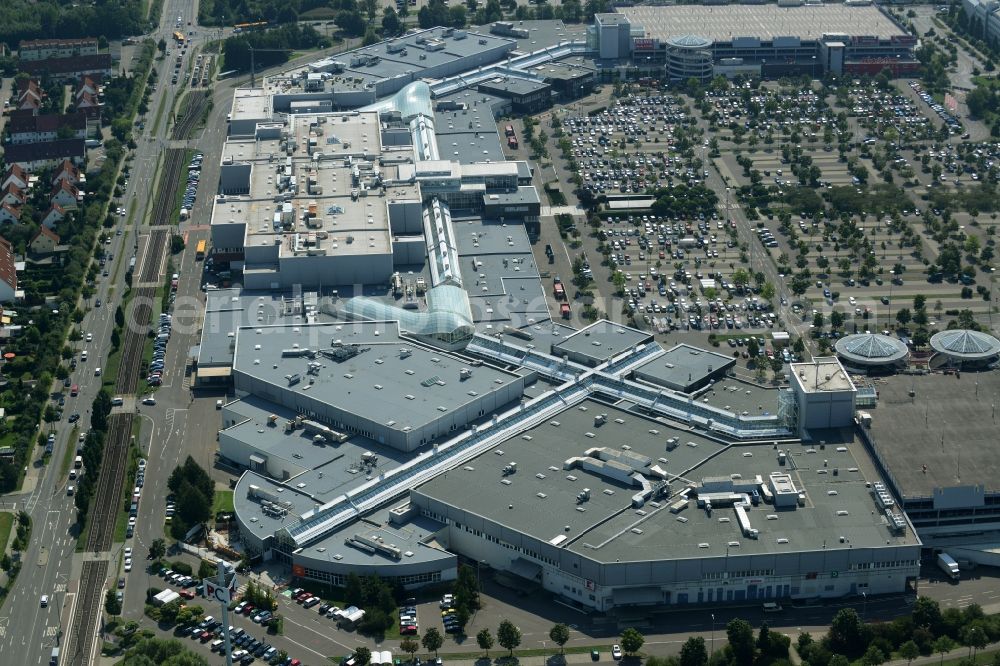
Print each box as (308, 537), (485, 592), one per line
(142, 396), (156, 405)
(86, 333), (93, 342)
(612, 645), (623, 660)
(68, 413), (80, 423)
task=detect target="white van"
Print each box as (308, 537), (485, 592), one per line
(81, 350), (88, 361)
(111, 397), (123, 406)
(67, 486), (74, 496)
(762, 602), (783, 613)
(94, 367), (102, 376)
(210, 639), (224, 652)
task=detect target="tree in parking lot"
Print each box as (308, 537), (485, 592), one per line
(175, 605), (204, 626)
(423, 628), (444, 657)
(354, 646), (372, 665)
(899, 640), (920, 665)
(477, 628), (494, 657)
(895, 308), (912, 327)
(620, 627), (645, 656)
(498, 620), (521, 656)
(198, 559), (215, 580)
(830, 310), (845, 329)
(679, 636), (707, 666)
(105, 588), (122, 617)
(159, 598), (182, 625)
(400, 637), (419, 661)
(549, 623), (570, 654)
(726, 619), (755, 666)
(148, 538), (166, 561)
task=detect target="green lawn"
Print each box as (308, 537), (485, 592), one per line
(212, 490), (234, 514)
(112, 437), (142, 544)
(0, 512), (14, 553)
(151, 95), (168, 136)
(60, 427), (79, 477)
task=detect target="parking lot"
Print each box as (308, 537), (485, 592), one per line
(529, 72), (998, 363)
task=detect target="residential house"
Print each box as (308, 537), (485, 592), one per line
(1, 184), (26, 207)
(1, 165), (29, 192)
(16, 79), (43, 112)
(6, 112), (88, 145)
(0, 238), (19, 302)
(30, 226), (61, 254)
(20, 54), (113, 81)
(51, 160), (83, 188)
(76, 75), (102, 99)
(0, 203), (21, 225)
(41, 203), (67, 229)
(3, 139), (86, 170)
(50, 180), (80, 209)
(18, 38), (98, 62)
(74, 92), (102, 121)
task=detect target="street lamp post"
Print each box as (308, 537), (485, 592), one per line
(711, 613), (716, 656)
(861, 591), (867, 621)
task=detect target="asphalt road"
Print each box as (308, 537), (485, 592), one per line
(0, 0), (225, 662)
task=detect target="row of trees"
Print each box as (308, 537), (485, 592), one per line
(344, 572), (403, 634)
(0, 41), (156, 493)
(222, 23), (329, 72)
(166, 456), (215, 540)
(72, 391), (112, 525)
(0, 0), (147, 45)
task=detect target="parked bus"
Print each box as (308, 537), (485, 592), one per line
(195, 239), (207, 260)
(233, 21), (268, 33)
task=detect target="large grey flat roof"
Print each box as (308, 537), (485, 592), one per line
(199, 290), (333, 367)
(222, 395), (415, 502)
(633, 343), (735, 392)
(435, 128), (505, 163)
(503, 20), (590, 53)
(469, 277), (549, 328)
(552, 320), (653, 364)
(621, 5), (907, 43)
(453, 217), (534, 256)
(696, 378), (782, 418)
(232, 321), (523, 434)
(303, 507), (455, 568)
(415, 399), (917, 564)
(868, 372), (1000, 499)
(479, 76), (551, 97)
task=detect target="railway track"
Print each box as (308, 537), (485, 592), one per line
(65, 560), (108, 666)
(150, 149), (185, 227)
(69, 228), (169, 663)
(172, 90), (207, 140)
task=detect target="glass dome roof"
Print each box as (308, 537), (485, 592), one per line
(930, 329), (1000, 359)
(362, 81), (433, 120)
(342, 285), (474, 344)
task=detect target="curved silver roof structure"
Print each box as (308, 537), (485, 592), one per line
(666, 34), (712, 49)
(342, 284), (474, 346)
(835, 333), (909, 366)
(930, 329), (1000, 360)
(362, 81), (434, 120)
